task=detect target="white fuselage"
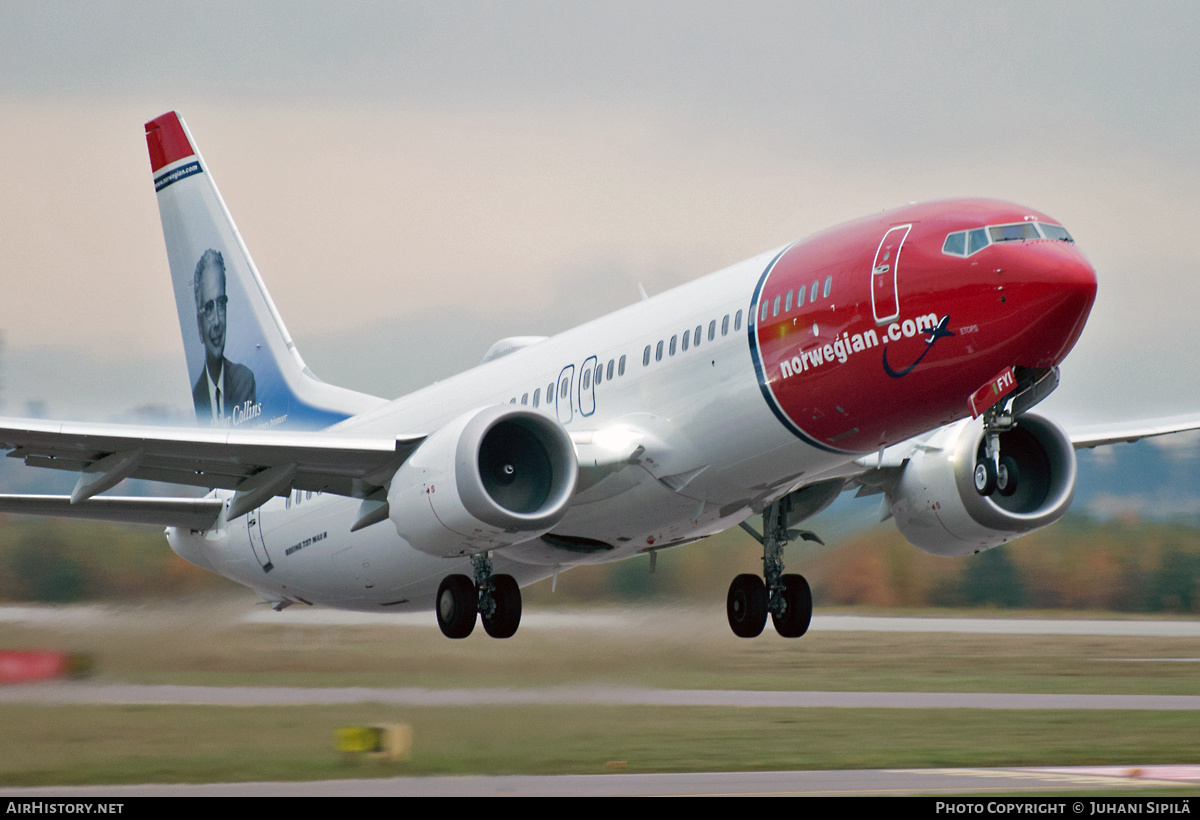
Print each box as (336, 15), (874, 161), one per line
(167, 246), (847, 611)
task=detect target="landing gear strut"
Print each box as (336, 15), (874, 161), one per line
(728, 497), (815, 639)
(435, 553), (522, 639)
(974, 406), (1020, 498)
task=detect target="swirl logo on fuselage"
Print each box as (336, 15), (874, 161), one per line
(881, 314), (955, 378)
(774, 312), (953, 382)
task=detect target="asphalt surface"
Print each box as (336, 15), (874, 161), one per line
(3, 682), (1200, 710)
(2, 766), (1199, 797)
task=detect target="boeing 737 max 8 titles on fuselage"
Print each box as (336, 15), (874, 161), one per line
(0, 111), (1194, 639)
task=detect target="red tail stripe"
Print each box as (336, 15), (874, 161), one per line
(145, 111), (194, 173)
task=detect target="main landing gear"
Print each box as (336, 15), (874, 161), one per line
(728, 498), (815, 638)
(436, 552), (522, 639)
(974, 407), (1019, 498)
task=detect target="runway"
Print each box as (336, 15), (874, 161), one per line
(2, 766), (1199, 797)
(6, 606), (1200, 637)
(3, 682), (1200, 710)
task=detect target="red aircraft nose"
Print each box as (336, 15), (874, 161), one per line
(1002, 241), (1097, 369)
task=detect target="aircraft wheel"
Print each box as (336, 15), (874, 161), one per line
(727, 574), (768, 638)
(482, 574), (522, 639)
(771, 573), (813, 638)
(436, 574), (477, 639)
(996, 456), (1019, 497)
(973, 459), (997, 496)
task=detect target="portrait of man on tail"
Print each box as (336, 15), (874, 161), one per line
(191, 248), (256, 426)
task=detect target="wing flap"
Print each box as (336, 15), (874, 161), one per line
(0, 495), (223, 529)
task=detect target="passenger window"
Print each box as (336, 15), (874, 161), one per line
(560, 378), (569, 399)
(760, 301), (769, 323)
(656, 341), (663, 361)
(533, 388), (540, 407)
(823, 276), (832, 298)
(708, 320), (716, 341)
(772, 294), (780, 317)
(618, 355), (626, 376)
(669, 335), (677, 356)
(595, 363), (603, 385)
(510, 397), (516, 404)
(810, 281), (818, 302)
(735, 310), (742, 331)
(582, 369), (591, 390)
(721, 314), (729, 335)
(681, 331), (689, 351)
(785, 290), (792, 312)
(521, 393), (528, 405)
(643, 345), (651, 366)
(607, 359), (614, 380)
(694, 326), (701, 347)
(548, 382), (554, 400)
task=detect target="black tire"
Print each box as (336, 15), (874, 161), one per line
(771, 573), (813, 638)
(973, 459), (997, 496)
(482, 574), (522, 639)
(997, 456), (1019, 497)
(436, 574), (477, 639)
(727, 574), (768, 638)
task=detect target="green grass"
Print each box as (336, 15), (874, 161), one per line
(1, 600), (1198, 786)
(1, 602), (1197, 694)
(2, 705), (1198, 786)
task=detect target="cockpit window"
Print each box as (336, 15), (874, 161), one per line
(1038, 222), (1073, 241)
(942, 232), (966, 256)
(943, 220), (1074, 257)
(988, 222), (1040, 242)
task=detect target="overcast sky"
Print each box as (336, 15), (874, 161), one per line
(1, 1), (1198, 425)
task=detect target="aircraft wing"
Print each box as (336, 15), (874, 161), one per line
(850, 412), (1200, 473)
(1067, 414), (1200, 449)
(0, 418), (424, 524)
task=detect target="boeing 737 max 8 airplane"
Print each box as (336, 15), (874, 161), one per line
(0, 111), (1194, 639)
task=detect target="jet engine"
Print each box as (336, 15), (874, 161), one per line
(388, 405), (578, 557)
(887, 413), (1076, 556)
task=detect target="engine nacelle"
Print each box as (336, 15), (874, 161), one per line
(388, 405), (578, 557)
(888, 413), (1076, 557)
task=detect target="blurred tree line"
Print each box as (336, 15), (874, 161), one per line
(527, 513), (1200, 614)
(814, 515), (1200, 613)
(0, 516), (232, 602)
(1, 512), (1198, 614)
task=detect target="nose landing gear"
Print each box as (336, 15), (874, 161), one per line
(974, 406), (1020, 498)
(971, 366), (1060, 499)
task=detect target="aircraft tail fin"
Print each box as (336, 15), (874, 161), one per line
(145, 112), (385, 431)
